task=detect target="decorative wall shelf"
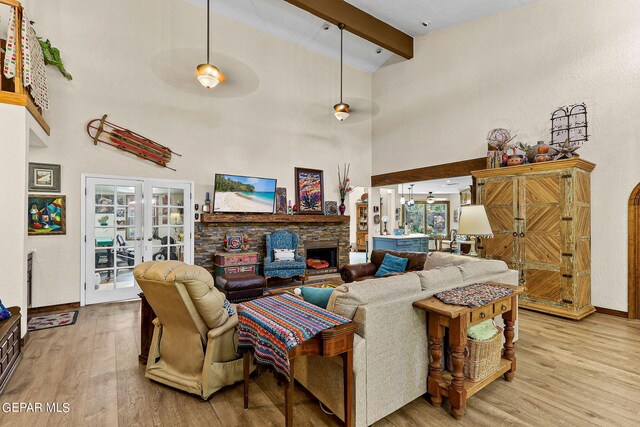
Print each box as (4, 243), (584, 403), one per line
(200, 214), (349, 224)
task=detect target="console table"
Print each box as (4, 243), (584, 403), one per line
(413, 283), (524, 419)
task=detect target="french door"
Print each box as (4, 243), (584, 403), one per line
(84, 177), (192, 305)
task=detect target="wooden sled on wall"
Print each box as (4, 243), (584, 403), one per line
(86, 114), (181, 171)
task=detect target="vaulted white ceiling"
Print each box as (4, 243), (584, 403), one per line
(191, 0), (538, 73)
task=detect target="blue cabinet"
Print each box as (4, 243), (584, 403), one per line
(372, 236), (429, 253)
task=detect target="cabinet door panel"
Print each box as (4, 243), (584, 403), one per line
(479, 177), (517, 263)
(524, 268), (562, 303)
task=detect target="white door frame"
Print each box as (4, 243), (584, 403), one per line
(80, 173), (194, 306)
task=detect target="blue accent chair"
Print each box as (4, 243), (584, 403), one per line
(263, 230), (306, 282)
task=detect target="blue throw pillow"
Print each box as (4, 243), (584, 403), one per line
(0, 300), (11, 320)
(375, 253), (409, 278)
(301, 287), (334, 309)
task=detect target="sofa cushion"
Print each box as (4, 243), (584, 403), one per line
(415, 266), (464, 291)
(370, 249), (427, 271)
(327, 273), (422, 319)
(375, 254), (409, 277)
(458, 260), (509, 282)
(423, 252), (478, 270)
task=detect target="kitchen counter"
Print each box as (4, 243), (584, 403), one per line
(372, 234), (429, 252)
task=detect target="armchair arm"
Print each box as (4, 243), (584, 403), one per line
(207, 314), (238, 341)
(340, 262), (378, 283)
(294, 254), (304, 263)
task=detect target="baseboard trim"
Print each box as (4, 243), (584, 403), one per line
(28, 302), (80, 316)
(20, 331), (30, 347)
(594, 306), (628, 318)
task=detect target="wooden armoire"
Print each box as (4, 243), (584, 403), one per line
(473, 158), (595, 320)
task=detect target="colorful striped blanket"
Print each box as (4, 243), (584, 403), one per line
(237, 294), (350, 381)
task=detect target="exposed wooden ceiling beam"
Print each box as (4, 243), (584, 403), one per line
(284, 0), (413, 60)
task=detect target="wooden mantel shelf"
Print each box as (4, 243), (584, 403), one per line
(200, 214), (349, 224)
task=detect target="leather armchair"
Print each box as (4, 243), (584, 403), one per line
(340, 249), (428, 283)
(134, 260), (246, 400)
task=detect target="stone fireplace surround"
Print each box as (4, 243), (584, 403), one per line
(194, 214), (350, 277)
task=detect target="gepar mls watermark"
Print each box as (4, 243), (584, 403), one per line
(2, 402), (70, 413)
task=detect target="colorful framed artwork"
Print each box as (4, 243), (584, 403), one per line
(28, 194), (66, 235)
(295, 167), (324, 215)
(324, 201), (338, 215)
(275, 187), (287, 214)
(28, 163), (61, 193)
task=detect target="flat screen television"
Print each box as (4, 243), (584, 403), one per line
(213, 174), (277, 214)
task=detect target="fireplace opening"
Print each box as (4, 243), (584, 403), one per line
(304, 240), (339, 276)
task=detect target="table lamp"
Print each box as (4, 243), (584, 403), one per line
(457, 205), (493, 257)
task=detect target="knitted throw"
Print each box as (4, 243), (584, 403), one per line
(237, 294), (350, 381)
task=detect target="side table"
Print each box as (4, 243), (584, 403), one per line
(243, 321), (358, 427)
(412, 283), (524, 419)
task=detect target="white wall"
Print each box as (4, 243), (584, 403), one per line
(26, 0), (372, 307)
(372, 0), (640, 311)
(0, 104), (28, 333)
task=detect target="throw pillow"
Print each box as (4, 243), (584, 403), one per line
(223, 299), (235, 317)
(301, 287), (334, 309)
(273, 248), (295, 262)
(375, 253), (409, 278)
(0, 300), (11, 320)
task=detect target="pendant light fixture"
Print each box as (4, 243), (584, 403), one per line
(196, 0), (223, 88)
(400, 183), (406, 205)
(333, 24), (350, 121)
(427, 192), (435, 204)
(407, 184), (415, 207)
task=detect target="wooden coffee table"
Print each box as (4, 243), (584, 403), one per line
(412, 283), (524, 419)
(243, 321), (358, 427)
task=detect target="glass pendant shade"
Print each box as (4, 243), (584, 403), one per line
(427, 192), (435, 204)
(196, 63), (223, 89)
(334, 102), (350, 121)
(400, 196), (406, 205)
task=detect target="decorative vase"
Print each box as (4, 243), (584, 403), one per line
(339, 201), (346, 215)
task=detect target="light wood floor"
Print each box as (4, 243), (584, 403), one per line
(2, 302), (640, 426)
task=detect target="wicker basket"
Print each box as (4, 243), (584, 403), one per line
(463, 328), (503, 382)
(447, 327), (503, 382)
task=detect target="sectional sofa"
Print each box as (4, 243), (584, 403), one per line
(294, 252), (518, 427)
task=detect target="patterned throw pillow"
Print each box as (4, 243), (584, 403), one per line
(223, 299), (235, 317)
(0, 300), (11, 320)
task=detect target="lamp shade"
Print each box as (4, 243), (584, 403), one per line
(458, 205), (493, 237)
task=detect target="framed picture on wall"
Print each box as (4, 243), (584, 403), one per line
(28, 194), (66, 235)
(28, 163), (61, 193)
(275, 187), (287, 214)
(460, 186), (472, 206)
(295, 167), (324, 215)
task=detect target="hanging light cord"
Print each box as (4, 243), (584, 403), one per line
(206, 0), (210, 64)
(339, 23), (344, 103)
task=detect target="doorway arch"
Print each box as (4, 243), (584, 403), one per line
(628, 184), (640, 319)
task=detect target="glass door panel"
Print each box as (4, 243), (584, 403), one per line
(145, 181), (192, 265)
(86, 178), (143, 304)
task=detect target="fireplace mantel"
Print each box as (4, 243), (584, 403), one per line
(200, 214), (349, 224)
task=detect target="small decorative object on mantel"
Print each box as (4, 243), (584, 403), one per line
(549, 139), (581, 160)
(224, 234), (250, 252)
(275, 188), (287, 214)
(324, 201), (338, 215)
(337, 163), (353, 215)
(202, 192), (211, 213)
(28, 194), (66, 235)
(86, 115), (181, 171)
(28, 162), (61, 192)
(295, 167), (324, 215)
